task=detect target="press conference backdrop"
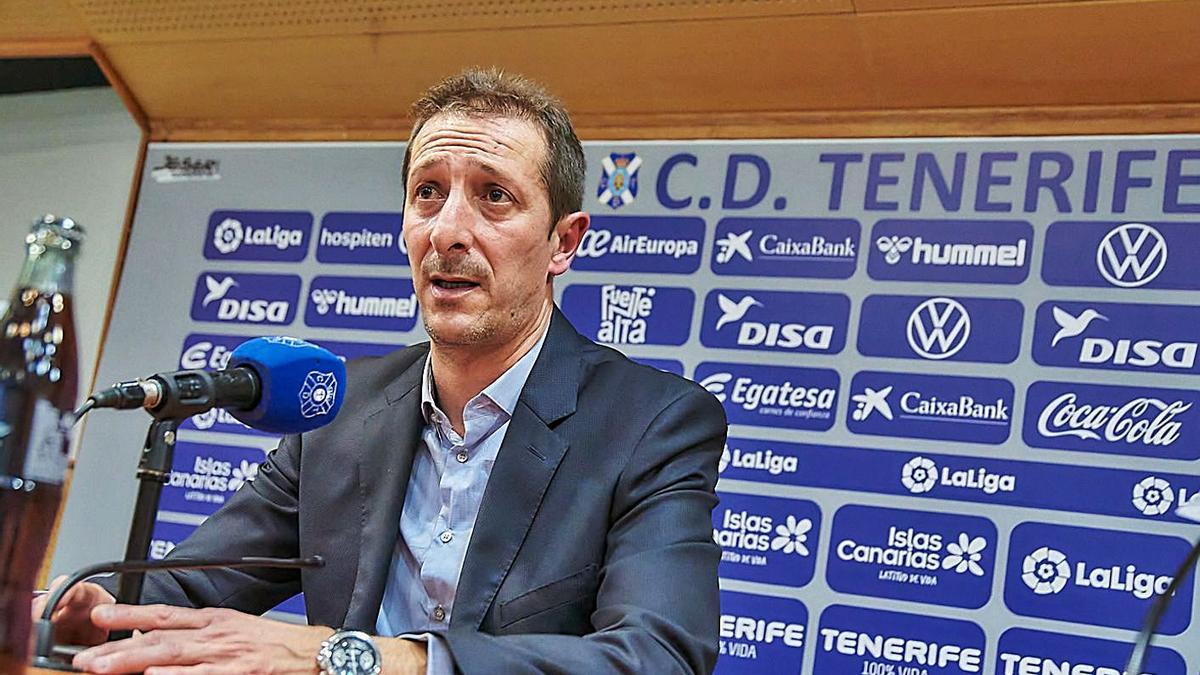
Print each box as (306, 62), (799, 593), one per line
(55, 138), (1200, 674)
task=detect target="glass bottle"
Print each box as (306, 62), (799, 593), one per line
(0, 215), (83, 668)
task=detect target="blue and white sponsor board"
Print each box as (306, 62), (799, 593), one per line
(825, 505), (997, 609)
(315, 212), (408, 265)
(203, 210), (312, 262)
(857, 295), (1023, 364)
(814, 605), (986, 675)
(847, 371), (1014, 445)
(149, 520), (194, 561)
(572, 215), (704, 274)
(699, 289), (850, 355)
(304, 275), (419, 332)
(714, 492), (820, 588)
(710, 217), (860, 279)
(868, 219), (1032, 284)
(160, 442), (265, 517)
(560, 283), (694, 346)
(189, 271), (302, 326)
(694, 361), (839, 431)
(1043, 221), (1200, 290)
(717, 591), (807, 674)
(995, 628), (1186, 675)
(176, 333), (275, 436)
(1004, 522), (1194, 634)
(1032, 300), (1200, 375)
(1023, 380), (1200, 460)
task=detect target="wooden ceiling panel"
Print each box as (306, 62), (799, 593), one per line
(853, 0), (1067, 11)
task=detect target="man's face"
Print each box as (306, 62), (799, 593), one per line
(403, 113), (564, 348)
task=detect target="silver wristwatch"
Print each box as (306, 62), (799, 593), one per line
(316, 630), (382, 675)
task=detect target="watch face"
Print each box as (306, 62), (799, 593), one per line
(324, 633), (381, 675)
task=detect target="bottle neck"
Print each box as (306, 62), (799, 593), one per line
(16, 245), (74, 296)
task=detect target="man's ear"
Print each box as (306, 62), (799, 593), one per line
(548, 211), (590, 277)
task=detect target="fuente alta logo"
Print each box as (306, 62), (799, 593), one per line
(900, 456), (1017, 496)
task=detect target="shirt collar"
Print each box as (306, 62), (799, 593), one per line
(420, 325), (549, 423)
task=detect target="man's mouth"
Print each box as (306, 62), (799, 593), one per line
(432, 278), (479, 290)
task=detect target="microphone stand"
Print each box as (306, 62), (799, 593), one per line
(117, 417), (182, 609)
(31, 555), (324, 671)
(1124, 535), (1200, 674)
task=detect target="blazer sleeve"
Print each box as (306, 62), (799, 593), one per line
(96, 433), (305, 613)
(444, 386), (727, 675)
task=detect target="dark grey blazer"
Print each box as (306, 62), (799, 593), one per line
(136, 308), (727, 673)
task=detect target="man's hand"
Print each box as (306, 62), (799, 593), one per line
(72, 604), (428, 674)
(32, 576), (115, 647)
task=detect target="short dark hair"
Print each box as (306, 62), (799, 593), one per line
(401, 68), (586, 231)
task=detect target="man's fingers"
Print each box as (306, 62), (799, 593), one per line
(89, 604), (214, 631)
(74, 632), (207, 674)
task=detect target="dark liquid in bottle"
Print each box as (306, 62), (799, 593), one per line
(0, 289), (78, 665)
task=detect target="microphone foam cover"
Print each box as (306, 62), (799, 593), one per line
(226, 336), (347, 434)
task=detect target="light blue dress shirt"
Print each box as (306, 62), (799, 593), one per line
(375, 329), (548, 673)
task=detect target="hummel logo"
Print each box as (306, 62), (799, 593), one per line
(1051, 306), (1107, 347)
(715, 230), (754, 264)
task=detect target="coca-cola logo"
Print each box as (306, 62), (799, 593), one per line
(1037, 393), (1188, 446)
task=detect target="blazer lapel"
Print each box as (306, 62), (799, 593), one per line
(340, 357), (426, 631)
(453, 310), (582, 629)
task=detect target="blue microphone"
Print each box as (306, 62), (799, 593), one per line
(86, 336), (346, 434)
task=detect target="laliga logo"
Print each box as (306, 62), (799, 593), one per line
(1021, 544), (1174, 600)
(1132, 476), (1175, 516)
(719, 445), (731, 473)
(715, 230), (754, 264)
(212, 218), (244, 254)
(1022, 547), (1071, 595)
(1097, 223), (1167, 288)
(901, 456), (938, 493)
(876, 235), (913, 265)
(298, 371), (337, 419)
(901, 456), (1016, 495)
(1051, 306), (1197, 370)
(907, 298), (970, 360)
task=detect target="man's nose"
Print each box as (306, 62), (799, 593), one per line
(428, 189), (476, 256)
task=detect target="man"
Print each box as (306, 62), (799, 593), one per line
(40, 68), (726, 674)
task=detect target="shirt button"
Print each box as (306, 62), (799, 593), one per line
(432, 605), (446, 622)
(456, 451), (468, 463)
(439, 530), (454, 544)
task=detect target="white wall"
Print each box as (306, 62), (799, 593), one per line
(0, 87), (142, 392)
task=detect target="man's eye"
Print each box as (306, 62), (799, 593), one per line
(486, 188), (510, 203)
(415, 184), (438, 199)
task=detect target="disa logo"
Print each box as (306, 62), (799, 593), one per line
(701, 289), (849, 354)
(190, 273), (300, 325)
(1033, 301), (1200, 374)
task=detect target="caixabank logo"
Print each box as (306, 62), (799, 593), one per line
(710, 217), (859, 279)
(995, 628), (1186, 675)
(868, 219), (1032, 284)
(572, 215), (704, 274)
(304, 276), (418, 332)
(713, 492), (820, 588)
(316, 212), (408, 265)
(1043, 221), (1200, 291)
(718, 437), (801, 483)
(826, 505), (997, 609)
(717, 591), (806, 674)
(814, 605), (986, 675)
(203, 210), (312, 262)
(694, 361), (839, 431)
(1024, 380), (1200, 461)
(190, 272), (301, 326)
(1032, 301), (1200, 375)
(1004, 522), (1193, 634)
(857, 295), (1023, 364)
(699, 289), (850, 355)
(160, 442), (264, 517)
(847, 371), (1013, 445)
(560, 283), (693, 346)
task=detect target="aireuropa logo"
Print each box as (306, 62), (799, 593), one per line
(315, 212), (408, 266)
(714, 492), (820, 587)
(572, 215), (704, 274)
(203, 211), (312, 262)
(597, 152), (641, 209)
(814, 605), (985, 675)
(858, 295), (1023, 364)
(1032, 301), (1200, 374)
(304, 276), (418, 332)
(848, 371), (1013, 445)
(560, 284), (693, 346)
(868, 219), (1032, 284)
(717, 591), (807, 673)
(1024, 381), (1200, 461)
(1005, 522), (1193, 633)
(900, 456), (1016, 496)
(719, 438), (800, 479)
(160, 442), (266, 516)
(695, 361), (839, 431)
(699, 289), (849, 354)
(826, 505), (997, 609)
(711, 217), (860, 279)
(189, 272), (300, 326)
(1044, 221), (1200, 291)
(996, 628), (1187, 675)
